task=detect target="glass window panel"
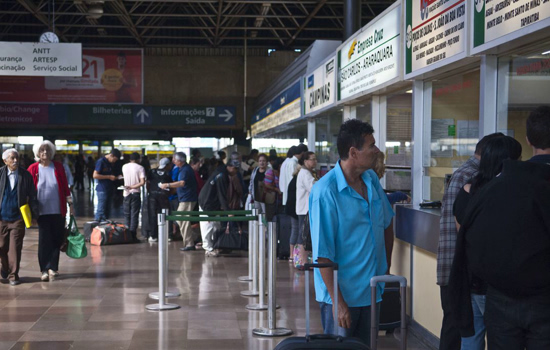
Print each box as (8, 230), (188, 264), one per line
(385, 91), (412, 192)
(357, 103), (372, 124)
(315, 112), (342, 166)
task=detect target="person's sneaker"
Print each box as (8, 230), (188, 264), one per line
(148, 237), (158, 243)
(180, 246), (196, 252)
(0, 269), (8, 279)
(41, 272), (49, 281)
(205, 250), (219, 257)
(168, 236), (173, 242)
(9, 280), (20, 286)
(48, 269), (59, 277)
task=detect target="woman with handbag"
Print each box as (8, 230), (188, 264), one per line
(263, 158), (282, 221)
(295, 152), (318, 268)
(28, 141), (72, 282)
(248, 153), (268, 214)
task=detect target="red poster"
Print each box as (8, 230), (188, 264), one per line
(0, 48), (143, 104)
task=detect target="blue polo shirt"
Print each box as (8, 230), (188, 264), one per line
(169, 165), (180, 201)
(309, 161), (394, 307)
(95, 156), (114, 193)
(177, 163), (198, 202)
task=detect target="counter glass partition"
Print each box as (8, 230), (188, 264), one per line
(315, 112), (342, 173)
(357, 103), (372, 124)
(423, 70), (480, 201)
(497, 48), (550, 160)
(385, 91), (412, 192)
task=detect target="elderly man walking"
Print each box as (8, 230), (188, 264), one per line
(0, 149), (38, 285)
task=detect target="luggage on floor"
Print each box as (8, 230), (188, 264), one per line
(213, 225), (248, 251)
(83, 221), (107, 242)
(90, 221), (133, 246)
(274, 262), (370, 350)
(379, 281), (401, 332)
(274, 214), (291, 260)
(370, 275), (408, 350)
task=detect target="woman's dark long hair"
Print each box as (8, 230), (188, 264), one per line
(469, 135), (522, 195)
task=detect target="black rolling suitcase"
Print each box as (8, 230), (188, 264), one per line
(369, 275), (408, 350)
(274, 214), (292, 260)
(274, 262), (370, 350)
(378, 281), (401, 333)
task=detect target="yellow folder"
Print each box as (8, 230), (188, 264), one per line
(20, 204), (32, 228)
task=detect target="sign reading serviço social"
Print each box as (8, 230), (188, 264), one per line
(472, 0), (550, 52)
(338, 5), (401, 101)
(0, 42), (82, 77)
(405, 0), (467, 78)
(252, 80), (301, 136)
(304, 56), (335, 115)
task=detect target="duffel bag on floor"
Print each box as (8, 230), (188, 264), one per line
(90, 222), (132, 246)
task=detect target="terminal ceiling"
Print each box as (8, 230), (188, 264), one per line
(1, 0), (395, 49)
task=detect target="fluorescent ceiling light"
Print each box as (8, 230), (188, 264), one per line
(406, 89), (413, 94)
(542, 50), (550, 55)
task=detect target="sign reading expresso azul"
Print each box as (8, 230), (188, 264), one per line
(473, 0), (550, 52)
(252, 80), (301, 136)
(338, 5), (401, 101)
(405, 0), (467, 78)
(304, 56), (336, 116)
(0, 42), (82, 77)
(0, 104), (236, 127)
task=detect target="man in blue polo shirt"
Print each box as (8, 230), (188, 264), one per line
(309, 119), (394, 345)
(93, 149), (121, 221)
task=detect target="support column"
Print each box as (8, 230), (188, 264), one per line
(412, 80), (426, 207)
(344, 0), (361, 41)
(343, 106), (356, 122)
(479, 55), (498, 137)
(307, 119), (315, 152)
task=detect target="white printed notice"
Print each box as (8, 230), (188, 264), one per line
(338, 5), (401, 101)
(405, 0), (466, 78)
(0, 42), (82, 77)
(473, 0), (550, 50)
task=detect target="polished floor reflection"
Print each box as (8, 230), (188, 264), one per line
(0, 188), (432, 350)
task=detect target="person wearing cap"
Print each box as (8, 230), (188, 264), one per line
(197, 158), (240, 257)
(145, 158), (172, 242)
(93, 148), (121, 221)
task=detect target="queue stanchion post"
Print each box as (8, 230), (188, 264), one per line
(241, 209), (259, 297)
(149, 209), (180, 300)
(146, 212), (180, 311)
(238, 203), (253, 282)
(246, 213), (268, 309)
(253, 221), (291, 336)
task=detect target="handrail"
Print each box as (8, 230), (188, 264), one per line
(166, 215), (258, 222)
(172, 210), (253, 216)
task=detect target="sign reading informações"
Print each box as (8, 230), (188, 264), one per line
(304, 56), (336, 116)
(473, 0), (550, 52)
(338, 5), (401, 101)
(0, 42), (82, 77)
(405, 0), (467, 78)
(252, 80), (301, 136)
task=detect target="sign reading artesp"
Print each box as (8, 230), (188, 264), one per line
(0, 42), (82, 77)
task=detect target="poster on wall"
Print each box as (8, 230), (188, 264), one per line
(0, 48), (143, 104)
(251, 80), (301, 136)
(472, 0), (550, 53)
(338, 5), (401, 101)
(405, 0), (467, 78)
(304, 56), (335, 116)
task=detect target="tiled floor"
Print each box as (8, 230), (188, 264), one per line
(0, 188), (433, 349)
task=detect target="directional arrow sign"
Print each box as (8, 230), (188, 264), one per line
(220, 109), (233, 122)
(132, 106), (152, 125)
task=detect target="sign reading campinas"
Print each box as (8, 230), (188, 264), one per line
(338, 5), (401, 101)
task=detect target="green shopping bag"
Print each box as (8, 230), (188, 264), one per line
(66, 215), (88, 259)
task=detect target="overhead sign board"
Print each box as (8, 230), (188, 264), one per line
(405, 0), (467, 78)
(252, 80), (301, 136)
(472, 0), (550, 53)
(0, 104), (236, 127)
(338, 5), (401, 101)
(0, 48), (143, 104)
(304, 56), (336, 115)
(0, 42), (82, 77)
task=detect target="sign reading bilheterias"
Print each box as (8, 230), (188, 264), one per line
(0, 42), (82, 77)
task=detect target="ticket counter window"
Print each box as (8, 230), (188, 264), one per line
(315, 112), (342, 168)
(497, 50), (550, 160)
(357, 103), (372, 124)
(424, 70), (480, 201)
(386, 91), (412, 192)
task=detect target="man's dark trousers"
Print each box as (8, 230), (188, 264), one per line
(147, 193), (169, 239)
(0, 219), (25, 281)
(123, 193), (141, 240)
(440, 285), (461, 350)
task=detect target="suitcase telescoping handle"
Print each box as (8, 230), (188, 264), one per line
(370, 275), (407, 350)
(304, 262), (339, 338)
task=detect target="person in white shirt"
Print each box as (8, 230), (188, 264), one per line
(296, 151), (318, 252)
(122, 152), (146, 242)
(279, 144), (308, 206)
